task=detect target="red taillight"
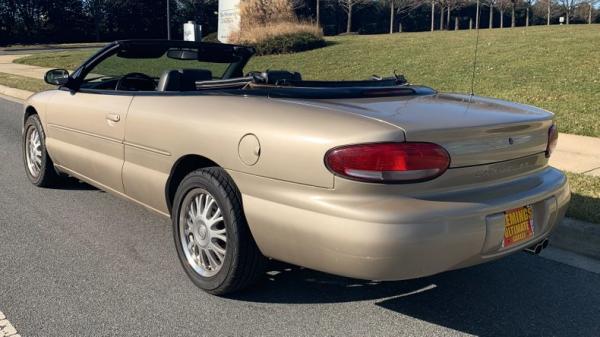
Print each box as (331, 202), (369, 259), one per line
(325, 142), (450, 183)
(546, 123), (558, 158)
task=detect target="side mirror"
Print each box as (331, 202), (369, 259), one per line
(44, 69), (70, 86)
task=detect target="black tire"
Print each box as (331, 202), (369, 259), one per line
(172, 167), (265, 295)
(22, 114), (63, 187)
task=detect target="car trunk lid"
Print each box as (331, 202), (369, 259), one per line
(279, 93), (553, 168)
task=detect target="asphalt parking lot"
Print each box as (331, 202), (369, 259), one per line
(1, 96), (599, 337)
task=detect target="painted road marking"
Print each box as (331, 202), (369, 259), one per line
(0, 311), (21, 337)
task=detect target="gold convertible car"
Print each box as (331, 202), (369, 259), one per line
(23, 40), (570, 295)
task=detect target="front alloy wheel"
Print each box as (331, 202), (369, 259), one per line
(22, 114), (62, 187)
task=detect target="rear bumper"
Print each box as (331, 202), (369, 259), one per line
(230, 166), (570, 281)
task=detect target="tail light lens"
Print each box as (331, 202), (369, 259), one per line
(325, 142), (450, 183)
(546, 123), (558, 158)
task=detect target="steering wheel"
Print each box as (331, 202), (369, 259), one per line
(116, 72), (155, 91)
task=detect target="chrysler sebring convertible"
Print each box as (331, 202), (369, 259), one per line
(22, 40), (570, 295)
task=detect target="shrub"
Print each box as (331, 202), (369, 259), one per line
(230, 21), (325, 55)
(239, 0), (296, 30)
(251, 31), (326, 55)
(229, 0), (325, 55)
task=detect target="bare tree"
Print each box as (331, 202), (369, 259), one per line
(586, 0), (597, 23)
(439, 0), (446, 29)
(475, 0), (481, 28)
(316, 0), (320, 26)
(431, 0), (436, 30)
(497, 0), (512, 27)
(387, 0), (422, 33)
(510, 0), (518, 27)
(446, 0), (465, 29)
(336, 0), (371, 33)
(524, 0), (535, 26)
(487, 0), (497, 28)
(559, 0), (580, 23)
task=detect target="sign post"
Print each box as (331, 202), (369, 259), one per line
(218, 0), (241, 43)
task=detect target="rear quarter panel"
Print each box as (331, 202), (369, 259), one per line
(123, 95), (403, 213)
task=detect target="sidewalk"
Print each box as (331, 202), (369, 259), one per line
(0, 55), (56, 79)
(2, 54), (600, 176)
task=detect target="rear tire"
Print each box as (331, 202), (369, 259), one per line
(172, 167), (265, 295)
(22, 114), (63, 187)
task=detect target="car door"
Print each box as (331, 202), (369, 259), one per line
(44, 89), (133, 193)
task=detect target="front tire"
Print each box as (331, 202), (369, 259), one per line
(172, 167), (265, 295)
(22, 114), (63, 187)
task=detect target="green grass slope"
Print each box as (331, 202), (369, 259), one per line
(14, 25), (600, 136)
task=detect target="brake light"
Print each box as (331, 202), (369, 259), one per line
(325, 142), (450, 183)
(546, 123), (558, 158)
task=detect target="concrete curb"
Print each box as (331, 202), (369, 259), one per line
(0, 84), (32, 101)
(551, 217), (600, 260)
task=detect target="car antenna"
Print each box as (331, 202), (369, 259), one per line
(469, 0), (482, 102)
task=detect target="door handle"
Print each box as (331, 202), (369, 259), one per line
(106, 113), (121, 123)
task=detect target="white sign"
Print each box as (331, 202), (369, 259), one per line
(559, 17), (565, 23)
(184, 21), (201, 41)
(218, 0), (241, 43)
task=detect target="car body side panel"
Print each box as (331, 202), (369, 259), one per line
(23, 90), (55, 129)
(43, 90), (133, 193)
(122, 95), (404, 213)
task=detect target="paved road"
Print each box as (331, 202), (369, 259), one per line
(1, 96), (599, 337)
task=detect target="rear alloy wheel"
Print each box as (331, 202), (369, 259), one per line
(22, 114), (63, 187)
(179, 188), (227, 277)
(172, 168), (265, 295)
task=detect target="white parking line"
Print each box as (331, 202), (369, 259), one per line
(0, 311), (21, 337)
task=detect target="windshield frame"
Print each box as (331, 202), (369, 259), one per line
(65, 40), (255, 94)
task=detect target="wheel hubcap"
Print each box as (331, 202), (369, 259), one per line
(179, 189), (227, 277)
(25, 127), (42, 178)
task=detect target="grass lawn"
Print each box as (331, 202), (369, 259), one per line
(13, 25), (600, 137)
(0, 72), (53, 92)
(566, 172), (600, 224)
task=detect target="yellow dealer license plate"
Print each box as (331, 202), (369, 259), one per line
(503, 206), (534, 248)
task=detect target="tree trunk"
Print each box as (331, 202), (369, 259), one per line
(455, 16), (459, 30)
(547, 1), (550, 25)
(469, 17), (473, 29)
(166, 0), (171, 40)
(475, 0), (480, 29)
(431, 1), (435, 31)
(526, 7), (529, 27)
(566, 10), (570, 24)
(399, 23), (403, 32)
(440, 5), (444, 30)
(447, 7), (451, 30)
(346, 4), (352, 33)
(489, 4), (493, 29)
(590, 3), (593, 24)
(511, 4), (515, 27)
(316, 0), (320, 26)
(500, 9), (504, 28)
(390, 1), (394, 33)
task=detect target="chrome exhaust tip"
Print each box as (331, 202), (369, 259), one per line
(523, 238), (549, 255)
(542, 238), (549, 249)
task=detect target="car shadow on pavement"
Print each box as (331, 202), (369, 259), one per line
(233, 254), (600, 337)
(54, 177), (99, 191)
